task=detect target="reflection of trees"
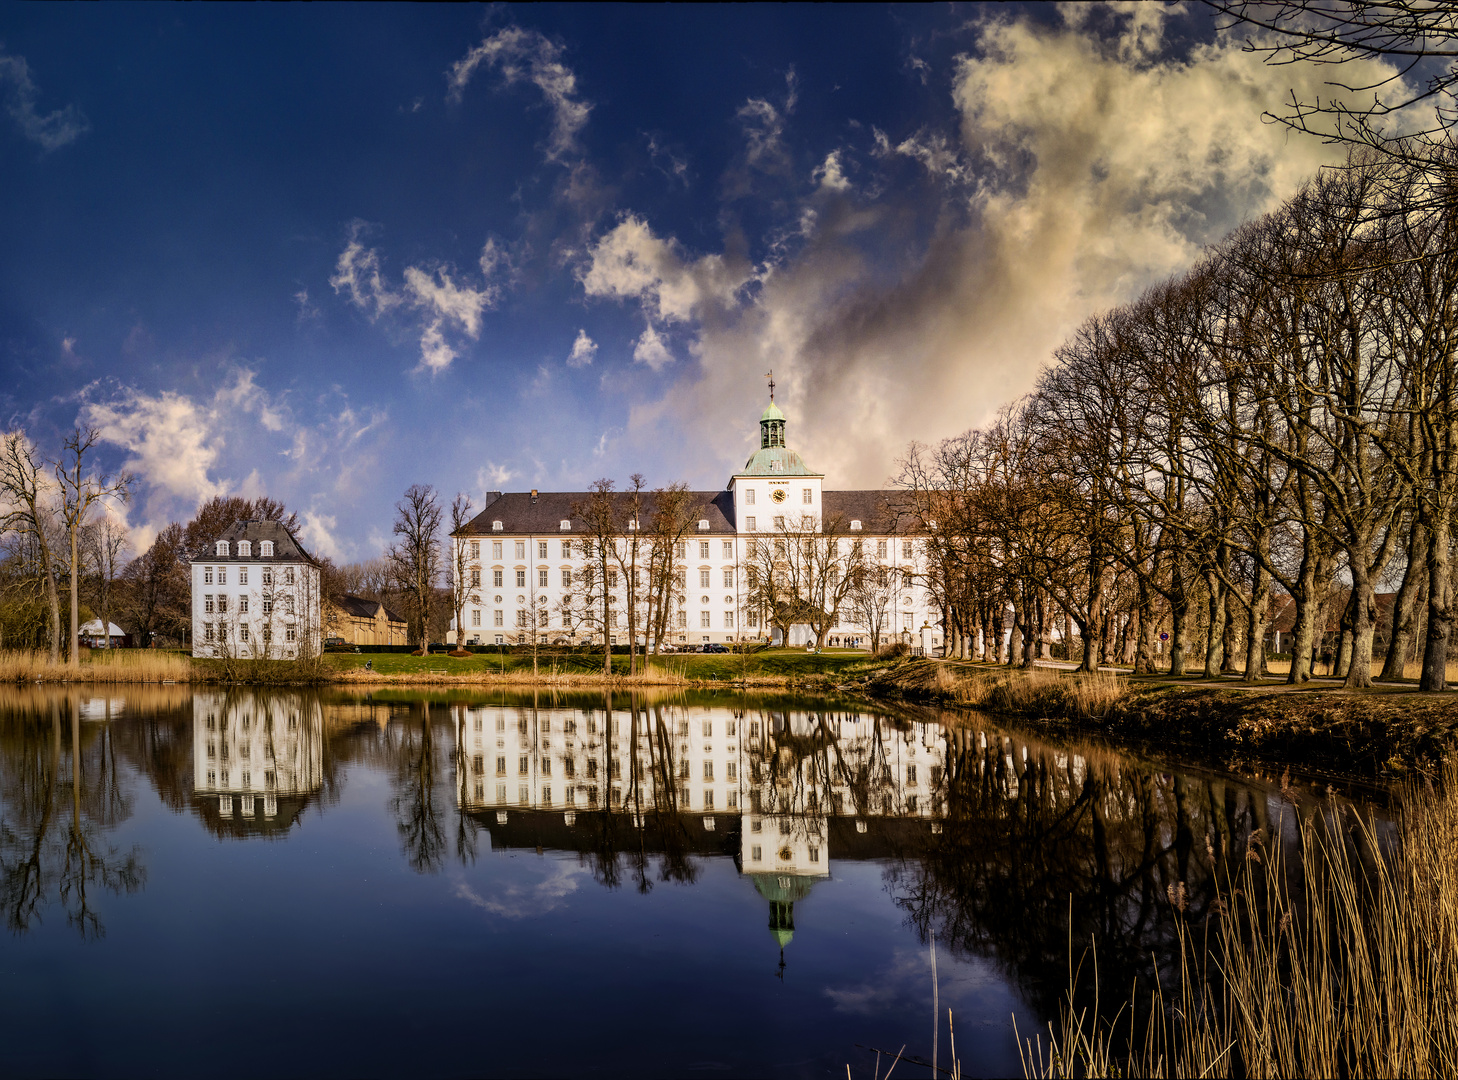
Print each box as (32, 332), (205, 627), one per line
(388, 700), (448, 874)
(0, 696), (144, 937)
(886, 717), (1287, 1026)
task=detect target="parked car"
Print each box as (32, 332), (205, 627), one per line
(703, 643), (729, 654)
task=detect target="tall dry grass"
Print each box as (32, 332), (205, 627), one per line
(1021, 766), (1458, 1078)
(953, 666), (1127, 718)
(0, 649), (193, 683)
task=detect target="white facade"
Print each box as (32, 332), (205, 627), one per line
(192, 690), (325, 819)
(190, 520), (322, 659)
(451, 399), (943, 650)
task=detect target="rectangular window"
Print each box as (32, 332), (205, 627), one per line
(204, 595), (214, 613)
(218, 568), (227, 585)
(537, 541), (548, 559)
(262, 597), (272, 614)
(493, 569), (503, 587)
(703, 790), (714, 810)
(470, 541), (480, 559)
(515, 541), (526, 559)
(726, 761), (737, 780)
(703, 761), (713, 780)
(494, 610), (504, 627)
(286, 628), (296, 642)
(700, 611), (711, 628)
(284, 596), (293, 614)
(751, 846), (762, 862)
(493, 541), (503, 559)
(538, 568), (548, 587)
(809, 846), (820, 863)
(239, 567), (249, 585)
(516, 610), (528, 628)
(745, 516), (756, 531)
(470, 569), (480, 587)
(204, 623), (214, 642)
(722, 568), (733, 588)
(239, 597), (249, 614)
(902, 540), (913, 558)
(907, 764), (917, 785)
(515, 569), (526, 587)
(903, 614), (913, 631)
(607, 569), (618, 588)
(675, 540), (687, 558)
(698, 541), (710, 558)
(538, 610), (547, 628)
(773, 516), (784, 529)
(561, 568), (572, 587)
(239, 625), (249, 642)
(877, 539), (888, 558)
(471, 610), (481, 626)
(675, 611), (686, 628)
(724, 611), (734, 628)
(217, 595), (228, 613)
(204, 567), (213, 585)
(262, 568), (272, 586)
(518, 755), (529, 775)
(722, 541), (733, 559)
(699, 569), (710, 588)
(803, 488), (812, 504)
(285, 568), (294, 585)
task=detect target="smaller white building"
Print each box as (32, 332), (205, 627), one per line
(190, 519), (322, 659)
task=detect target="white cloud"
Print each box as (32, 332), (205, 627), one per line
(417, 319), (456, 373)
(632, 323), (673, 370)
(566, 328), (597, 368)
(328, 225), (401, 318)
(447, 25), (591, 162)
(0, 47), (88, 151)
(811, 150), (852, 193)
(477, 463), (514, 492)
(609, 5), (1387, 488)
(300, 510), (343, 562)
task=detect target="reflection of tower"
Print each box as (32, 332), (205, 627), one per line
(741, 810), (828, 972)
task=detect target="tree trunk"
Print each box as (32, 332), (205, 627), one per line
(1221, 587), (1240, 675)
(1381, 517), (1429, 680)
(1202, 570), (1225, 679)
(1421, 513), (1452, 691)
(1133, 581), (1155, 676)
(1243, 559), (1271, 683)
(69, 525), (80, 667)
(1343, 578), (1381, 689)
(1168, 561), (1188, 677)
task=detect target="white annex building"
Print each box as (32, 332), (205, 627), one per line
(451, 394), (942, 651)
(190, 520), (323, 659)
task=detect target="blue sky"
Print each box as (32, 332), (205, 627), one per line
(0, 4), (1355, 561)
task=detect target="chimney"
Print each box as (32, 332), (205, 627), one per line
(530, 489), (538, 503)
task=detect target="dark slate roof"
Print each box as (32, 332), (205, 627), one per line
(336, 594), (406, 623)
(457, 490), (737, 536)
(193, 519), (316, 564)
(457, 489), (922, 536)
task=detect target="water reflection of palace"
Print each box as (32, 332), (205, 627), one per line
(454, 703), (951, 952)
(192, 691), (324, 835)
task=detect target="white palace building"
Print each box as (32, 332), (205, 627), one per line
(451, 394), (941, 651)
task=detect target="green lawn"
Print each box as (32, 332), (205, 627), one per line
(321, 647), (877, 680)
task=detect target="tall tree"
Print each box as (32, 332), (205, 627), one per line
(387, 484), (443, 652)
(54, 427), (132, 666)
(447, 493), (477, 655)
(0, 430), (62, 661)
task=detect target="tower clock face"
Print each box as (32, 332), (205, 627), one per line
(771, 488), (787, 503)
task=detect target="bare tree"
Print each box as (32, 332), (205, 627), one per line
(447, 493), (477, 656)
(86, 515), (130, 650)
(54, 428), (132, 666)
(572, 479), (620, 675)
(0, 430), (62, 661)
(387, 484), (443, 652)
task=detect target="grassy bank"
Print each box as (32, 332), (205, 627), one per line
(854, 659), (1458, 778)
(1022, 763), (1458, 1078)
(0, 649), (193, 683)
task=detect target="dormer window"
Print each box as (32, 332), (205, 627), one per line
(627, 519), (639, 531)
(216, 541), (229, 556)
(697, 519), (710, 532)
(850, 520), (862, 531)
(238, 541), (251, 557)
(260, 541), (274, 557)
(492, 521), (503, 532)
(559, 519), (571, 531)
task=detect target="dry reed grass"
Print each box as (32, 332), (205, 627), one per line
(1021, 764), (1458, 1078)
(950, 666), (1128, 718)
(0, 649), (193, 683)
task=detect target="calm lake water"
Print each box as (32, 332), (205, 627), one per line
(0, 686), (1380, 1078)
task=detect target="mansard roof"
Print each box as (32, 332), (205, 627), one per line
(454, 488), (921, 536)
(194, 519), (316, 564)
(456, 490), (738, 537)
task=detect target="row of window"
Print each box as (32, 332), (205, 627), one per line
(472, 783), (742, 811)
(467, 539), (748, 561)
(473, 753), (740, 782)
(201, 566), (295, 586)
(468, 609), (734, 629)
(742, 487), (816, 506)
(213, 540), (275, 558)
(748, 845), (821, 864)
(201, 595), (294, 615)
(200, 624), (297, 643)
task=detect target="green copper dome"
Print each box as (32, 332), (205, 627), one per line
(740, 446), (817, 476)
(751, 872), (821, 951)
(760, 401), (786, 424)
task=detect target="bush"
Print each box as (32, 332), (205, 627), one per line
(877, 641), (911, 658)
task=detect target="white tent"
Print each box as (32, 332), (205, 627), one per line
(79, 620), (127, 644)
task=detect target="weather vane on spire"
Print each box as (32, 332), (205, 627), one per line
(765, 369), (775, 402)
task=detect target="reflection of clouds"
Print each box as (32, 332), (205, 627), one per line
(823, 947), (929, 1015)
(452, 860), (589, 920)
